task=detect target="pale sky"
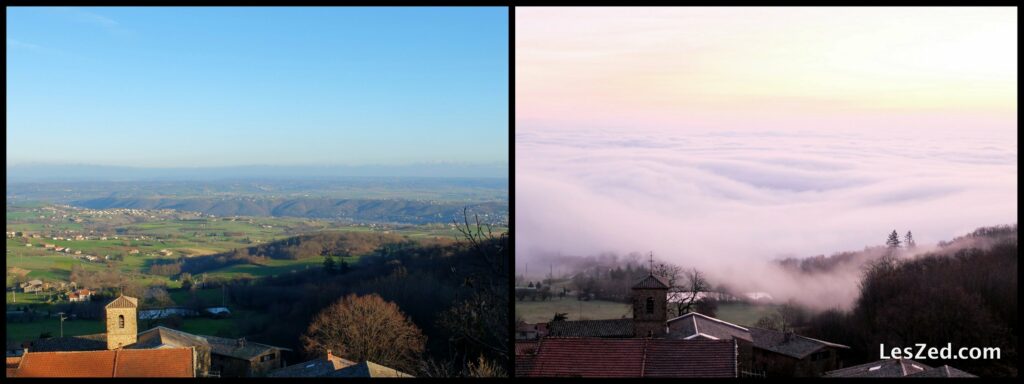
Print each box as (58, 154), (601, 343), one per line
(517, 7), (1017, 135)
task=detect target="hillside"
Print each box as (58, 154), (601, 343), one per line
(802, 224), (1017, 377)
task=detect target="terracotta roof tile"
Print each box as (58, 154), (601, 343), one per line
(13, 348), (195, 377)
(515, 341), (539, 356)
(114, 348), (194, 377)
(547, 319), (634, 338)
(516, 337), (736, 378)
(6, 357), (22, 378)
(16, 350), (116, 377)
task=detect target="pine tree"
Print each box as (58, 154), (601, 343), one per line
(905, 231), (916, 249)
(886, 230), (901, 249)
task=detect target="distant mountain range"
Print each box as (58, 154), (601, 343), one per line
(6, 163), (508, 182)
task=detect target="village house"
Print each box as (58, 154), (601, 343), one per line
(824, 358), (976, 378)
(748, 327), (849, 377)
(20, 280), (44, 293)
(15, 296), (289, 378)
(535, 268), (850, 378)
(515, 322), (549, 340)
(68, 289), (93, 303)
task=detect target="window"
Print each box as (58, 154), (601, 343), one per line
(645, 297), (654, 314)
(261, 354), (276, 362)
(118, 315), (125, 328)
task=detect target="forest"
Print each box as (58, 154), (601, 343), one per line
(802, 224), (1017, 377)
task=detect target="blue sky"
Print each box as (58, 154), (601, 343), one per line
(7, 7), (508, 168)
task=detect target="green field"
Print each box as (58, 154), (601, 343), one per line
(515, 299), (631, 323)
(6, 309), (267, 342)
(202, 256), (358, 279)
(716, 302), (781, 326)
(515, 299), (780, 326)
(6, 204), (478, 345)
(6, 318), (105, 342)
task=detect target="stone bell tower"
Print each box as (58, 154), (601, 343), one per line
(105, 295), (138, 349)
(632, 254), (668, 338)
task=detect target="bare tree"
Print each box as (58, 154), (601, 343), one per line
(300, 293), (426, 373)
(437, 207), (509, 376)
(778, 299), (807, 332)
(667, 267), (710, 317)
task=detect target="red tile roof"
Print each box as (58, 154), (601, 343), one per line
(515, 341), (539, 356)
(6, 357), (21, 377)
(12, 348), (194, 377)
(516, 337), (736, 378)
(114, 348), (195, 377)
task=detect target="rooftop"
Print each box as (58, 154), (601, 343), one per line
(324, 361), (413, 378)
(11, 348), (195, 377)
(666, 312), (752, 342)
(516, 337), (737, 378)
(547, 319), (634, 338)
(105, 295), (139, 309)
(133, 326), (286, 360)
(632, 274), (669, 289)
(749, 327), (849, 359)
(267, 352), (356, 377)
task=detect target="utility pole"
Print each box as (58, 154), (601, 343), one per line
(58, 312), (67, 338)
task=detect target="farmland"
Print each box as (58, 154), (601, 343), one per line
(6, 203), (506, 345)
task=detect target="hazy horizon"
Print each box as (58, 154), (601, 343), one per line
(6, 162), (509, 182)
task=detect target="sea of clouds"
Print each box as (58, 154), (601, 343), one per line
(515, 125), (1017, 309)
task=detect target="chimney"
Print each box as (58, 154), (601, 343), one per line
(325, 349), (333, 360)
(237, 337), (246, 348)
(784, 331), (794, 342)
